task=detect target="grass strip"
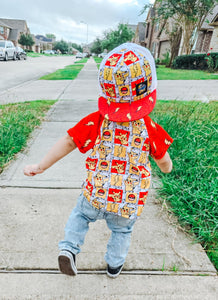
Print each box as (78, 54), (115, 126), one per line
(75, 58), (88, 64)
(93, 57), (103, 64)
(0, 100), (56, 173)
(40, 64), (84, 80)
(150, 100), (218, 270)
(157, 65), (218, 80)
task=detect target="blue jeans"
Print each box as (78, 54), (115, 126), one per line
(59, 193), (136, 268)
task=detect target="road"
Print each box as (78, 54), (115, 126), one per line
(0, 55), (75, 92)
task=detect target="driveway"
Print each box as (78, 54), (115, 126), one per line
(0, 55), (75, 91)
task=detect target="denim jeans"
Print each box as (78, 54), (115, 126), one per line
(59, 193), (136, 268)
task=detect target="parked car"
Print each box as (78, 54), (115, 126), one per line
(15, 47), (27, 60)
(98, 52), (107, 58)
(0, 40), (16, 61)
(76, 52), (83, 59)
(43, 50), (55, 55)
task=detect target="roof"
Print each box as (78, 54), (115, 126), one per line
(35, 35), (53, 43)
(201, 4), (218, 30)
(0, 18), (28, 32)
(0, 20), (12, 28)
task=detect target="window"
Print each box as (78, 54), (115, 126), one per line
(146, 23), (150, 38)
(151, 42), (156, 56)
(0, 26), (4, 35)
(155, 20), (159, 32)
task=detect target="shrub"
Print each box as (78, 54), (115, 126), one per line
(172, 53), (218, 71)
(161, 51), (170, 65)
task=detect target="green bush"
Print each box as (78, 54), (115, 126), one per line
(172, 53), (218, 71)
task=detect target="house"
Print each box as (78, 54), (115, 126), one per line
(138, 2), (218, 61)
(34, 35), (55, 53)
(0, 20), (12, 40)
(195, 4), (218, 53)
(0, 18), (30, 46)
(132, 22), (146, 46)
(141, 4), (173, 60)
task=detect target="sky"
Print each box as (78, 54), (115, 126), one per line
(1, 0), (154, 45)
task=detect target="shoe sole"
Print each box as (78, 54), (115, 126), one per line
(58, 252), (77, 276)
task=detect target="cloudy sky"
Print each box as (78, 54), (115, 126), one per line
(1, 0), (154, 45)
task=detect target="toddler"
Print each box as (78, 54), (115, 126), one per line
(24, 43), (173, 278)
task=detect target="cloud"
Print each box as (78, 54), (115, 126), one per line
(1, 0), (150, 44)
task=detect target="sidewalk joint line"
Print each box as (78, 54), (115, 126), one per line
(0, 269), (216, 276)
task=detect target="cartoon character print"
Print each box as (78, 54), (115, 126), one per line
(124, 176), (139, 192)
(83, 118), (151, 218)
(132, 120), (146, 135)
(128, 150), (139, 165)
(103, 68), (113, 81)
(97, 143), (112, 159)
(114, 145), (126, 158)
(105, 53), (122, 67)
(120, 204), (136, 218)
(104, 83), (116, 98)
(124, 51), (139, 65)
(143, 59), (152, 77)
(130, 63), (142, 78)
(114, 67), (129, 85)
(111, 160), (127, 174)
(94, 172), (108, 187)
(114, 128), (130, 146)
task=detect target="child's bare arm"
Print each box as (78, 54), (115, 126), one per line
(153, 152), (173, 173)
(23, 135), (77, 176)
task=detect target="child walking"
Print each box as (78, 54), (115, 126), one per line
(24, 43), (173, 278)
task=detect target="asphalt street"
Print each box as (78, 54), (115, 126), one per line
(0, 55), (75, 91)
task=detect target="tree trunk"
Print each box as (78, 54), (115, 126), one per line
(168, 27), (182, 67)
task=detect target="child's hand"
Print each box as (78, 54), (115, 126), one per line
(23, 164), (44, 176)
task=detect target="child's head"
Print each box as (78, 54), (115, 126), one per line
(98, 43), (157, 122)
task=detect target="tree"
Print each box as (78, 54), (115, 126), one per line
(71, 43), (82, 52)
(18, 33), (35, 48)
(141, 0), (217, 56)
(101, 23), (135, 51)
(46, 33), (56, 40)
(53, 40), (69, 54)
(90, 38), (102, 54)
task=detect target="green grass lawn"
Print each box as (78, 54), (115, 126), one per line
(40, 64), (84, 80)
(157, 65), (218, 80)
(0, 101), (56, 173)
(93, 58), (218, 79)
(93, 57), (103, 64)
(150, 100), (218, 270)
(75, 58), (88, 64)
(27, 52), (42, 58)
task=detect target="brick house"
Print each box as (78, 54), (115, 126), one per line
(0, 20), (11, 40)
(0, 18), (30, 46)
(34, 35), (55, 53)
(195, 4), (218, 53)
(137, 2), (218, 60)
(132, 22), (146, 46)
(139, 4), (173, 60)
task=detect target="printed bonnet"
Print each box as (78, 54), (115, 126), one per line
(98, 43), (157, 122)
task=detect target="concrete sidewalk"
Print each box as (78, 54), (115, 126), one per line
(0, 58), (217, 299)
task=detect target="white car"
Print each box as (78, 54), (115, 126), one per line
(43, 50), (55, 55)
(0, 40), (16, 61)
(76, 52), (83, 59)
(98, 52), (107, 58)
